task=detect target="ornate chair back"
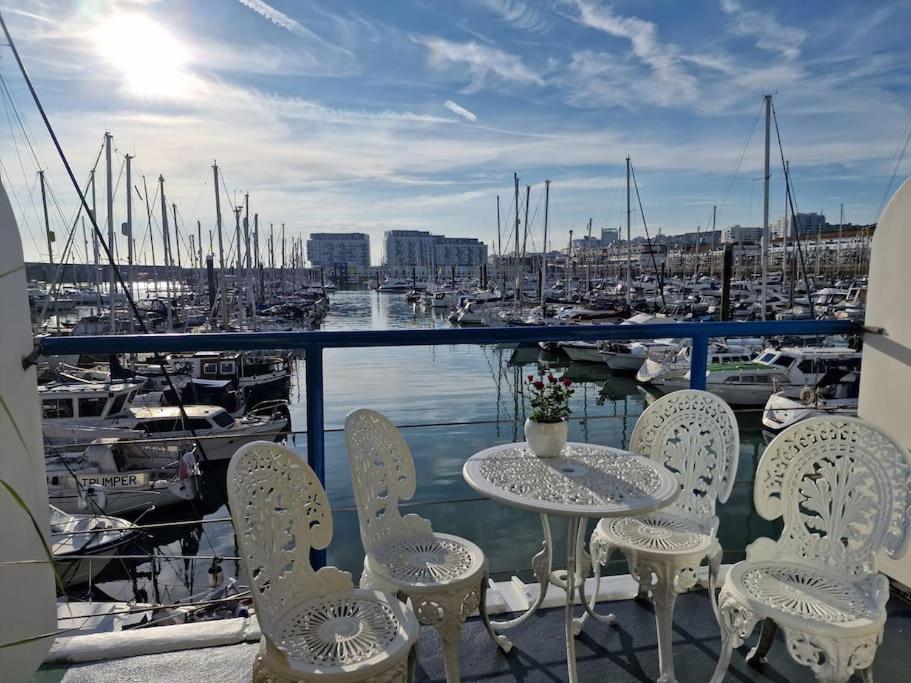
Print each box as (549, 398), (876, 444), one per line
(755, 417), (911, 575)
(345, 409), (433, 555)
(630, 390), (739, 526)
(226, 442), (351, 634)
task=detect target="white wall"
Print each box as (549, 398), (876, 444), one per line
(858, 177), (911, 585)
(0, 182), (56, 678)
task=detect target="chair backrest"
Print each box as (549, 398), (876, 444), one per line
(756, 417), (911, 576)
(630, 390), (739, 524)
(226, 441), (351, 632)
(345, 409), (432, 554)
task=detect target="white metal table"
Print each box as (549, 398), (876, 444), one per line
(463, 441), (679, 683)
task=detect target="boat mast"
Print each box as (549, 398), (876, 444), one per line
(625, 156), (631, 305)
(761, 94), (771, 321)
(124, 155), (133, 299)
(197, 219), (203, 289)
(171, 203), (182, 272)
(142, 175), (155, 300)
(124, 154), (134, 331)
(212, 161), (228, 328)
(496, 195), (501, 259)
(837, 203), (843, 279)
(541, 179), (550, 313)
(586, 217), (592, 293)
(91, 169), (101, 309)
(710, 205), (717, 278)
(513, 172), (520, 307)
(38, 170), (53, 266)
(159, 174), (172, 331)
(104, 132), (116, 331)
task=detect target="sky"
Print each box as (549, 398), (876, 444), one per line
(2, 0), (910, 265)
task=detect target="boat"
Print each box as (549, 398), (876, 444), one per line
(50, 506), (137, 588)
(657, 346), (862, 406)
(762, 369), (859, 434)
(636, 343), (754, 384)
(167, 351), (290, 400)
(377, 277), (425, 292)
(557, 341), (605, 364)
(46, 442), (200, 514)
(39, 381), (291, 460)
(600, 340), (675, 373)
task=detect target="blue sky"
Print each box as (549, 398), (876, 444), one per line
(3, 0), (910, 265)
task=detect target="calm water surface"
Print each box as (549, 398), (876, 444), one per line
(88, 289), (776, 604)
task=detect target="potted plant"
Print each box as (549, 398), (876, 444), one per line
(524, 372), (574, 457)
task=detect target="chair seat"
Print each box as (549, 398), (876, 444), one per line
(596, 513), (715, 556)
(368, 532), (486, 589)
(726, 561), (883, 631)
(267, 589), (418, 678)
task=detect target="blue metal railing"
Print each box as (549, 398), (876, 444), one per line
(37, 318), (858, 566)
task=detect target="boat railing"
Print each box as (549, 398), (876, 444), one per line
(36, 318), (859, 567)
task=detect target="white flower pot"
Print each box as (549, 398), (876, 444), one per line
(524, 418), (568, 458)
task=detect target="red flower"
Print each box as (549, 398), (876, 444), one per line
(562, 378), (572, 386)
(548, 374), (557, 383)
(533, 381), (545, 390)
(527, 374), (534, 382)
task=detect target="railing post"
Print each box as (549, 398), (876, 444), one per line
(304, 343), (327, 569)
(689, 334), (708, 390)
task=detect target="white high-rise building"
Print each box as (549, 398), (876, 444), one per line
(306, 233), (370, 273)
(721, 225), (763, 244)
(383, 230), (487, 276)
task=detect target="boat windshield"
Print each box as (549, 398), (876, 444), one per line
(212, 411), (234, 428)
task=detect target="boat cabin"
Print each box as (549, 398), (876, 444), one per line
(39, 382), (141, 422)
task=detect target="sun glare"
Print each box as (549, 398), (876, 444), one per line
(93, 14), (192, 98)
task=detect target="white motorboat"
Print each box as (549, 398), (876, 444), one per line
(377, 277), (424, 292)
(636, 344), (754, 384)
(40, 381), (290, 460)
(762, 370), (859, 434)
(46, 442), (200, 515)
(658, 346), (862, 406)
(50, 506), (137, 588)
(557, 341), (605, 364)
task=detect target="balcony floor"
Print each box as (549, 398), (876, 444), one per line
(37, 589), (911, 682)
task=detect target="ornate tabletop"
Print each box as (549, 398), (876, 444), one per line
(463, 441), (679, 518)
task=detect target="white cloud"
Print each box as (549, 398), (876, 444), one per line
(566, 0), (698, 106)
(234, 0), (356, 69)
(416, 35), (545, 93)
(476, 0), (549, 32)
(443, 99), (478, 122)
(720, 0), (807, 60)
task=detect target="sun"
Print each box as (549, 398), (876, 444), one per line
(92, 14), (193, 99)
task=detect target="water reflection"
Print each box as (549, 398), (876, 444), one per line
(74, 289), (777, 604)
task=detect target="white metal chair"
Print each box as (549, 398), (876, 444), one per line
(575, 389), (739, 683)
(226, 441), (419, 682)
(345, 409), (510, 683)
(710, 417), (911, 683)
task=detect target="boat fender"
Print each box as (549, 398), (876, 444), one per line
(208, 557), (224, 588)
(77, 484), (107, 513)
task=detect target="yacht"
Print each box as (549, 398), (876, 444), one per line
(168, 351), (291, 399)
(46, 441), (200, 514)
(557, 341), (605, 364)
(658, 346), (862, 406)
(39, 381), (291, 460)
(636, 344), (754, 385)
(762, 369), (859, 434)
(50, 506), (137, 589)
(377, 277), (424, 292)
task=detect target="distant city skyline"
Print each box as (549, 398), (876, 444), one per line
(3, 1), (909, 266)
